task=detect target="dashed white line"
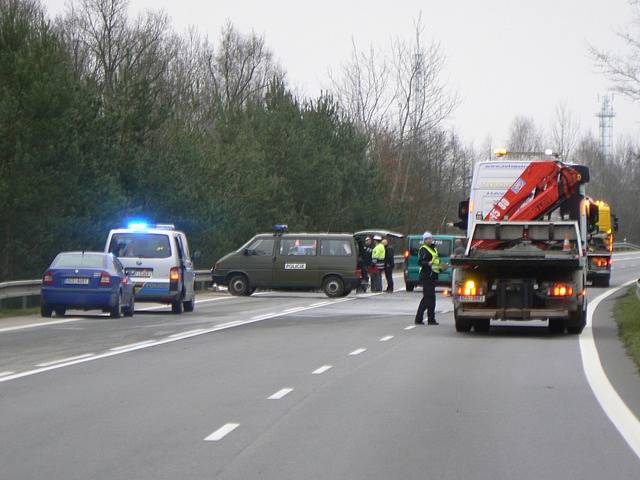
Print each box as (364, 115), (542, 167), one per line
(268, 388), (294, 400)
(379, 335), (394, 342)
(0, 371), (15, 377)
(312, 365), (332, 375)
(168, 329), (206, 338)
(36, 353), (95, 367)
(204, 423), (240, 441)
(349, 348), (367, 356)
(404, 325), (416, 330)
(109, 340), (156, 351)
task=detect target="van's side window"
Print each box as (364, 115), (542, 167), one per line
(280, 239), (317, 256)
(320, 240), (352, 256)
(247, 239), (275, 256)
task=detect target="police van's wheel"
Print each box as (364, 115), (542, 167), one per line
(323, 276), (344, 298)
(171, 297), (184, 314)
(183, 293), (195, 312)
(228, 274), (249, 296)
(406, 283), (415, 292)
(454, 310), (472, 332)
(474, 319), (490, 333)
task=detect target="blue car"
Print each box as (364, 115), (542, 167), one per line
(41, 252), (135, 318)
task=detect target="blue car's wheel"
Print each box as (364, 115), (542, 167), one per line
(41, 303), (53, 318)
(123, 295), (135, 317)
(54, 307), (66, 317)
(110, 294), (121, 318)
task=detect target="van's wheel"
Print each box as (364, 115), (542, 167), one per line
(548, 318), (565, 334)
(228, 274), (249, 296)
(183, 295), (195, 312)
(41, 303), (53, 318)
(247, 287), (256, 296)
(342, 287), (352, 297)
(454, 310), (472, 332)
(110, 295), (121, 318)
(171, 297), (184, 314)
(474, 318), (490, 333)
(323, 276), (344, 298)
(406, 283), (415, 292)
(54, 307), (66, 317)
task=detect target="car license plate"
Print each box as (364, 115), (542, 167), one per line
(126, 268), (152, 278)
(459, 295), (485, 303)
(64, 277), (89, 285)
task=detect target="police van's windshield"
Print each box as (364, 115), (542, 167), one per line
(108, 233), (171, 259)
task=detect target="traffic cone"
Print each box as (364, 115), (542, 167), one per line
(562, 235), (571, 251)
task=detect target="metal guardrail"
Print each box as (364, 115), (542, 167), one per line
(614, 242), (640, 251)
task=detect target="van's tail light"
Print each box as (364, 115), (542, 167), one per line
(356, 267), (363, 279)
(100, 272), (111, 286)
(170, 267), (180, 281)
(549, 283), (574, 297)
(404, 249), (410, 258)
(43, 271), (54, 285)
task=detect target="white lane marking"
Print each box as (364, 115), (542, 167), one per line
(168, 329), (206, 338)
(251, 312), (276, 320)
(0, 297), (356, 383)
(204, 423), (240, 441)
(282, 307), (305, 314)
(349, 348), (367, 356)
(0, 371), (15, 377)
(0, 317), (84, 334)
(268, 387), (293, 400)
(312, 365), (332, 375)
(310, 302), (330, 307)
(109, 340), (155, 351)
(580, 279), (640, 459)
(380, 335), (394, 342)
(404, 325), (416, 330)
(36, 353), (95, 367)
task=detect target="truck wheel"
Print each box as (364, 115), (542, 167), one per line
(474, 319), (490, 333)
(548, 318), (565, 334)
(406, 283), (415, 292)
(454, 310), (473, 332)
(567, 308), (587, 335)
(323, 276), (344, 298)
(228, 274), (249, 296)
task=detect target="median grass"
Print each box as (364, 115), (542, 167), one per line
(614, 287), (640, 370)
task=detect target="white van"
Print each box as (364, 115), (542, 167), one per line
(105, 223), (196, 313)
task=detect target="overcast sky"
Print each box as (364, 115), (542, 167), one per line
(44, 0), (640, 150)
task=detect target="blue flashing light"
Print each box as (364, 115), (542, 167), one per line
(274, 224), (288, 235)
(128, 221), (149, 230)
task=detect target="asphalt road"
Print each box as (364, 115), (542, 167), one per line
(1, 257), (639, 479)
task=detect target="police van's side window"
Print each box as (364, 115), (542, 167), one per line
(280, 239), (317, 256)
(320, 240), (352, 256)
(247, 239), (275, 256)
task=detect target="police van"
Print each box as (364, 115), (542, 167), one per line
(212, 226), (361, 297)
(105, 223), (196, 313)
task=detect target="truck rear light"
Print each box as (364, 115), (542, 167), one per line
(170, 267), (180, 281)
(43, 271), (53, 285)
(592, 257), (609, 267)
(457, 280), (482, 296)
(100, 272), (111, 286)
(404, 249), (410, 258)
(549, 284), (573, 297)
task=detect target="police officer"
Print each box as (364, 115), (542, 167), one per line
(382, 238), (395, 292)
(414, 231), (440, 325)
(371, 235), (385, 292)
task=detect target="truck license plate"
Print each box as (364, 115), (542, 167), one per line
(459, 295), (485, 303)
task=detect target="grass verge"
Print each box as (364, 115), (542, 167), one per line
(614, 286), (640, 370)
(0, 306), (40, 319)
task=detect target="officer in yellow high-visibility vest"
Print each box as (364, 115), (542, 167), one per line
(414, 231), (440, 325)
(370, 235), (386, 292)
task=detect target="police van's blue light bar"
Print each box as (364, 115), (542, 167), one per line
(274, 224), (288, 233)
(128, 222), (148, 230)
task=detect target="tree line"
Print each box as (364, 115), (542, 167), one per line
(1, 0), (638, 281)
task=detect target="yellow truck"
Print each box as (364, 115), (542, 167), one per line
(586, 199), (616, 287)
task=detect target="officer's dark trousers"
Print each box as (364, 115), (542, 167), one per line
(371, 270), (383, 292)
(384, 266), (394, 291)
(415, 276), (436, 323)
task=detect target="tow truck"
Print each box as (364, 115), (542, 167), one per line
(585, 199), (617, 287)
(451, 149), (591, 334)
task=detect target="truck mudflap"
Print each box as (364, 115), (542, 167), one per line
(456, 307), (570, 320)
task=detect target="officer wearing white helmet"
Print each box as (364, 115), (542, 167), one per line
(414, 231), (440, 325)
(370, 234), (385, 292)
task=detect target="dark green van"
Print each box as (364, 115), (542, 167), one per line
(403, 234), (465, 291)
(212, 232), (361, 297)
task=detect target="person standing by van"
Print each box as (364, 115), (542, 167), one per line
(414, 231), (440, 325)
(371, 235), (385, 292)
(382, 238), (395, 292)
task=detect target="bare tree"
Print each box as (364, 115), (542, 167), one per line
(507, 116), (544, 152)
(589, 0), (640, 101)
(550, 101), (581, 160)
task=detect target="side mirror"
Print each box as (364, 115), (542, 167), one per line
(244, 248), (254, 256)
(587, 203), (599, 233)
(192, 250), (202, 260)
(613, 215), (619, 232)
(458, 199), (469, 220)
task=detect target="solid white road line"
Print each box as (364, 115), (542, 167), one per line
(580, 279), (640, 459)
(0, 317), (84, 334)
(312, 365), (332, 375)
(404, 325), (416, 330)
(310, 302), (330, 307)
(204, 423), (240, 441)
(36, 353), (95, 367)
(379, 335), (394, 342)
(109, 340), (156, 351)
(168, 329), (206, 338)
(0, 371), (15, 377)
(349, 348), (367, 356)
(268, 388), (293, 400)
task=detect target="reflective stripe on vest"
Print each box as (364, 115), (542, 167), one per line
(419, 244), (440, 274)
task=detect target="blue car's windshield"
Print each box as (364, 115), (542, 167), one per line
(53, 253), (107, 268)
